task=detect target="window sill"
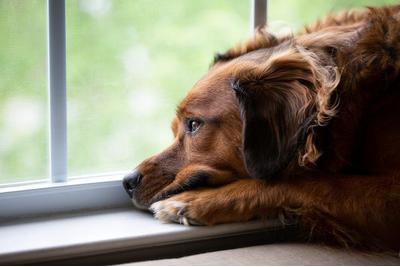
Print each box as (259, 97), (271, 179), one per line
(0, 173), (131, 220)
(0, 207), (293, 265)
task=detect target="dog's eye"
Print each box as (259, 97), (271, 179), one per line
(186, 119), (202, 134)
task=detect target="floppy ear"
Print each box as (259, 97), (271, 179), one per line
(231, 48), (339, 180)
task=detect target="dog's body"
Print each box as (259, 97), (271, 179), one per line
(123, 5), (400, 252)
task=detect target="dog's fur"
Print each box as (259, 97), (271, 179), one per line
(126, 5), (400, 252)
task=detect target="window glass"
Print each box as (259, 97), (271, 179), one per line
(0, 0), (47, 183)
(2, 0), (392, 183)
(66, 0), (249, 176)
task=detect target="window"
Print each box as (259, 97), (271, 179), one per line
(0, 0), (394, 218)
(65, 0), (249, 177)
(0, 0), (47, 184)
(0, 0), (262, 220)
(0, 0), (250, 187)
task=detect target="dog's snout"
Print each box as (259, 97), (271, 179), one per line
(123, 170), (143, 197)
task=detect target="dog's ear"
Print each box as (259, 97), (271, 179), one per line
(231, 48), (339, 180)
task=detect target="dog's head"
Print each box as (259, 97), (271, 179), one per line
(123, 30), (340, 209)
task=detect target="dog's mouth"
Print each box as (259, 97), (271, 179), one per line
(123, 171), (210, 211)
(147, 172), (210, 206)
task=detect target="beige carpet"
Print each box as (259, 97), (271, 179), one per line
(126, 243), (400, 265)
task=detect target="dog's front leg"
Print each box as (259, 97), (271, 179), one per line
(150, 178), (275, 225)
(150, 173), (400, 250)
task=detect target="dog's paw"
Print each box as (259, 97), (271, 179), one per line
(150, 197), (203, 226)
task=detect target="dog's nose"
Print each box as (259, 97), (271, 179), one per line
(123, 170), (143, 197)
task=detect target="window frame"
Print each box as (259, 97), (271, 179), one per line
(48, 0), (67, 183)
(0, 0), (267, 221)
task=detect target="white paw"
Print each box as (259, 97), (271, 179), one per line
(150, 200), (200, 226)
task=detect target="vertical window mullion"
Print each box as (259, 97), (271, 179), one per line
(47, 0), (67, 183)
(251, 0), (268, 32)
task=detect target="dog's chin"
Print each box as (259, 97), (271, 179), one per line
(131, 197), (151, 211)
(131, 191), (175, 211)
(129, 187), (177, 211)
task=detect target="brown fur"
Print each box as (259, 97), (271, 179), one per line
(127, 5), (400, 252)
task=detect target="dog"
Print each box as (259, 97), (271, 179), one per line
(123, 5), (400, 251)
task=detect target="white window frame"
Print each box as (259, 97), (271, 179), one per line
(48, 0), (67, 183)
(0, 0), (268, 221)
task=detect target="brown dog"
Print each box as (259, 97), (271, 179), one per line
(123, 5), (400, 251)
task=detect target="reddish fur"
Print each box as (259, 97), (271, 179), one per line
(130, 5), (400, 252)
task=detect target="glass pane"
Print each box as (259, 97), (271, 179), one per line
(66, 0), (248, 176)
(269, 0), (399, 33)
(0, 0), (47, 184)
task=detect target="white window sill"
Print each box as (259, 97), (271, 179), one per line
(0, 173), (295, 264)
(0, 173), (131, 220)
(0, 207), (289, 265)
